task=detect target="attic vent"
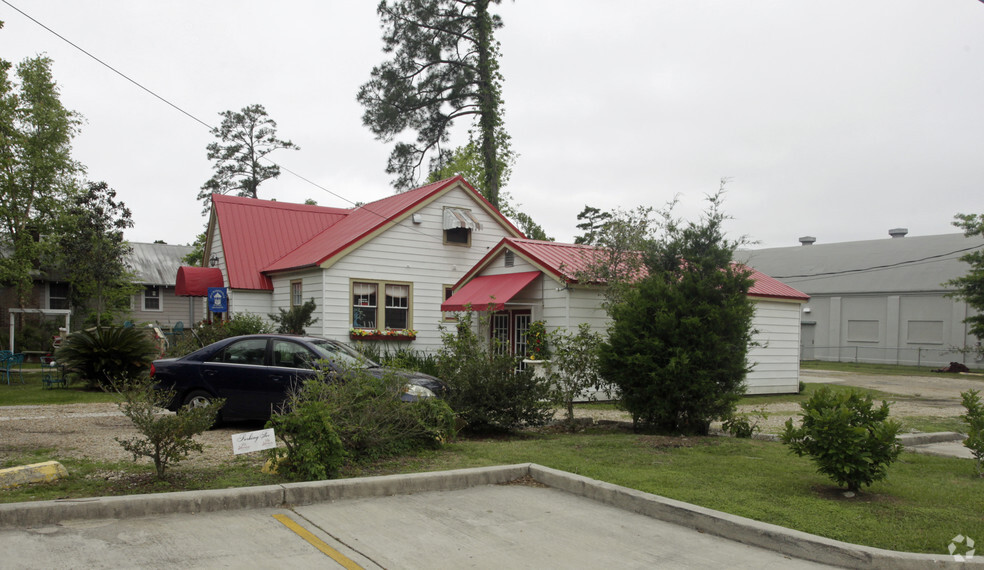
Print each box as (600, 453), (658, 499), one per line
(799, 236), (816, 246)
(889, 228), (908, 238)
(504, 250), (515, 267)
(443, 207), (482, 231)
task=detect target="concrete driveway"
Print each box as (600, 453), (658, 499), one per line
(0, 464), (965, 568)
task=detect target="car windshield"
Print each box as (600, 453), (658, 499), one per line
(308, 339), (379, 368)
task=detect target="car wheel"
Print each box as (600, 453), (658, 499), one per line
(183, 390), (223, 426)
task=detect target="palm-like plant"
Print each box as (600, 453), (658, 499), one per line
(55, 327), (157, 389)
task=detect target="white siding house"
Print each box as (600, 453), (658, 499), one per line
(444, 238), (809, 395)
(198, 177), (524, 349)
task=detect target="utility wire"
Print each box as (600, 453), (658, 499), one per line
(765, 244), (982, 281)
(1, 0), (427, 230)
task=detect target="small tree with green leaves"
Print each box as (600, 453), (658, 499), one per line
(114, 379), (224, 479)
(437, 309), (553, 432)
(269, 299), (318, 335)
(543, 323), (606, 424)
(960, 389), (984, 477)
(781, 387), (903, 493)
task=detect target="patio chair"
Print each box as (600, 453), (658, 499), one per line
(3, 353), (25, 385)
(40, 355), (65, 389)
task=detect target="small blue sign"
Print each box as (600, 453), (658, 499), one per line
(208, 287), (228, 313)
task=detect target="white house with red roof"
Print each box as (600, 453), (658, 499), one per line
(196, 176), (524, 349)
(443, 237), (810, 394)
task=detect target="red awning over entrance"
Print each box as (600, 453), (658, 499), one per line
(175, 266), (224, 297)
(442, 271), (540, 312)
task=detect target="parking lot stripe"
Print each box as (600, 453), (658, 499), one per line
(273, 513), (363, 569)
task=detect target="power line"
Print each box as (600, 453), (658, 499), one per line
(766, 244), (982, 281)
(1, 0), (445, 239)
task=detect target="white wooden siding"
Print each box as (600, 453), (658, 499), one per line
(308, 185), (518, 350)
(745, 299), (802, 394)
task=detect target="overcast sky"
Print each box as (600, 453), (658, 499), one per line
(2, 1), (982, 249)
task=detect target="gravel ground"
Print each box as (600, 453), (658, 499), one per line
(2, 370), (980, 468)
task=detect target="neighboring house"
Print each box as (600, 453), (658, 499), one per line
(199, 176), (524, 349)
(128, 242), (194, 327)
(740, 230), (984, 367)
(442, 237), (810, 395)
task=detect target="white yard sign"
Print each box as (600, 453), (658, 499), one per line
(231, 428), (277, 455)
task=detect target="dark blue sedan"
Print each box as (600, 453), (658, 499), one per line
(150, 334), (445, 421)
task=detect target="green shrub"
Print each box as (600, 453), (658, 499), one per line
(722, 409), (766, 438)
(266, 370), (455, 480)
(114, 379), (224, 479)
(295, 369), (455, 462)
(269, 298), (318, 335)
(437, 311), (553, 432)
(54, 326), (157, 389)
(169, 313), (274, 356)
(781, 387), (903, 492)
(352, 344), (441, 377)
(266, 393), (345, 481)
(960, 389), (984, 477)
(543, 323), (607, 424)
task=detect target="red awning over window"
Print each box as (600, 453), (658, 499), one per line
(441, 271), (540, 312)
(175, 266), (224, 297)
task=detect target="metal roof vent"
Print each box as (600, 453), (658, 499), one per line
(889, 228), (908, 238)
(799, 236), (816, 246)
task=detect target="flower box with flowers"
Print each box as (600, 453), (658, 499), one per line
(349, 328), (417, 341)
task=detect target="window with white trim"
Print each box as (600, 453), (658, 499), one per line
(352, 281), (412, 331)
(143, 285), (162, 311)
(290, 280), (303, 308)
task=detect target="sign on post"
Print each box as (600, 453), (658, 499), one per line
(208, 287), (228, 313)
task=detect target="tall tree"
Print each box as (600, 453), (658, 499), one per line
(598, 189), (756, 434)
(0, 51), (81, 304)
(427, 136), (551, 240)
(358, 0), (510, 209)
(197, 104), (298, 214)
(574, 205), (613, 245)
(57, 181), (137, 327)
(946, 213), (984, 345)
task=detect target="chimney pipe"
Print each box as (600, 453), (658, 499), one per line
(799, 236), (816, 246)
(889, 228), (908, 239)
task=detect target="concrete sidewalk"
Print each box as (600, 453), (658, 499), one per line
(0, 464), (974, 568)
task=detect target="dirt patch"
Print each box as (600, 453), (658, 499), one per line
(498, 475), (549, 488)
(635, 435), (718, 451)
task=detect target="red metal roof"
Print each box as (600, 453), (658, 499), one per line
(441, 271), (541, 312)
(457, 237), (808, 302)
(212, 195), (348, 290)
(745, 267), (810, 301)
(211, 176), (524, 290)
(262, 176), (523, 274)
(175, 266), (224, 297)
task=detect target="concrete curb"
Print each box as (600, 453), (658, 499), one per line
(0, 461), (69, 490)
(897, 431), (965, 446)
(0, 464), (978, 567)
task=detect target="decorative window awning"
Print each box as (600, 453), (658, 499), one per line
(441, 271), (539, 312)
(443, 207), (482, 231)
(175, 266), (224, 297)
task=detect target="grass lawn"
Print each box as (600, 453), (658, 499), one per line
(0, 369), (119, 406)
(2, 428), (981, 555)
(2, 361), (981, 556)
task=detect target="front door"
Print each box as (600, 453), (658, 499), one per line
(492, 310), (532, 364)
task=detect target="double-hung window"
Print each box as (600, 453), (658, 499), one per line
(143, 285), (162, 311)
(351, 280), (411, 331)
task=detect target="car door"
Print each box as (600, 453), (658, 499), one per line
(270, 339), (322, 392)
(198, 337), (280, 419)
